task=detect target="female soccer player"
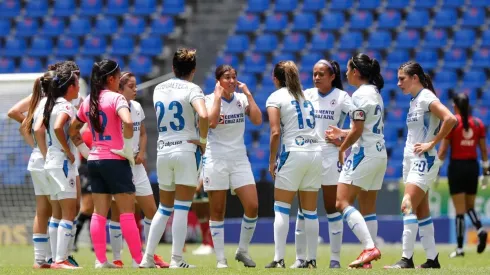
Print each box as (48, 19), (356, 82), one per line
(438, 93), (488, 258)
(326, 53), (386, 268)
(386, 61), (456, 269)
(202, 65), (262, 268)
(140, 48), (208, 268)
(292, 59), (353, 269)
(68, 59), (142, 268)
(265, 61), (322, 269)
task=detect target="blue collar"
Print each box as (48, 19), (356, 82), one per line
(221, 94), (234, 103)
(318, 88), (335, 98)
(411, 89), (424, 101)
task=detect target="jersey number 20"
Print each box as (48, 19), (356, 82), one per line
(291, 100), (315, 129)
(155, 101), (185, 132)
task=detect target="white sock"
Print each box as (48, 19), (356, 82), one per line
(172, 200), (192, 261)
(56, 220), (73, 263)
(209, 220), (225, 261)
(110, 221), (123, 261)
(46, 234), (52, 262)
(238, 215), (257, 253)
(273, 201), (290, 261)
(48, 218), (60, 261)
(33, 233), (49, 264)
(303, 209), (319, 261)
(294, 211), (306, 260)
(402, 214), (418, 259)
(145, 204), (173, 257)
(418, 216), (437, 260)
(143, 217), (152, 246)
(364, 214), (378, 246)
(327, 212), (343, 262)
(68, 220), (76, 257)
(343, 206), (374, 249)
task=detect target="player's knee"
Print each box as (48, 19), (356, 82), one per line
(211, 205), (226, 220)
(245, 201), (259, 217)
(335, 200), (347, 212)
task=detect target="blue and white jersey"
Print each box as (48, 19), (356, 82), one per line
(404, 89), (440, 156)
(266, 87), (321, 152)
(350, 84), (387, 158)
(130, 100), (145, 154)
(304, 87), (353, 154)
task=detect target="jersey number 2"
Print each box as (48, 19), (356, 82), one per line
(155, 101), (185, 132)
(372, 105), (384, 134)
(291, 100), (315, 129)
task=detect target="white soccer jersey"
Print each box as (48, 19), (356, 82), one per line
(304, 87), (353, 154)
(404, 89), (441, 156)
(130, 100), (145, 154)
(350, 84), (386, 158)
(204, 93), (248, 159)
(266, 87), (321, 152)
(153, 78), (205, 155)
(32, 97), (48, 153)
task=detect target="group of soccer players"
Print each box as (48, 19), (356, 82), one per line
(7, 46), (489, 269)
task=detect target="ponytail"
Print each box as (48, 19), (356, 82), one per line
(423, 73), (435, 94)
(453, 93), (470, 131)
(369, 59), (384, 90)
(22, 74), (50, 134)
(42, 65), (75, 130)
(349, 54), (384, 91)
(399, 61), (436, 95)
(274, 61), (303, 101)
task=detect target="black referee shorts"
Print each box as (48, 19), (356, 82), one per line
(448, 159), (479, 195)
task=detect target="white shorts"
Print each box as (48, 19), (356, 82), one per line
(321, 154), (343, 186)
(201, 156), (255, 193)
(339, 150), (387, 191)
(46, 167), (77, 200)
(30, 169), (51, 196)
(275, 151), (322, 192)
(402, 154), (441, 193)
(157, 151), (199, 191)
(132, 164), (153, 197)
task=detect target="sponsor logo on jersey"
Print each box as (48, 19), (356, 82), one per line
(314, 109), (335, 120)
(236, 101), (242, 109)
(218, 113), (245, 124)
(330, 99), (337, 106)
(158, 140), (183, 149)
(204, 177), (210, 185)
(352, 110), (365, 121)
(69, 178), (75, 187)
(376, 142), (385, 152)
(406, 112), (419, 123)
(295, 136), (318, 146)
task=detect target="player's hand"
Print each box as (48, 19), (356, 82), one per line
(326, 136), (343, 147)
(66, 151), (75, 164)
(237, 81), (252, 96)
(135, 152), (145, 165)
(269, 161), (277, 181)
(111, 138), (135, 166)
(187, 139), (206, 154)
(214, 82), (224, 98)
(196, 178), (204, 193)
(413, 142), (434, 155)
(338, 150), (345, 166)
(326, 125), (343, 140)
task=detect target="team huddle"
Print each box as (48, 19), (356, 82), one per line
(9, 47), (483, 269)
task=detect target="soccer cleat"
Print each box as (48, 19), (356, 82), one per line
(139, 254), (156, 268)
(449, 249), (464, 258)
(169, 259), (195, 268)
(217, 259), (228, 268)
(154, 254), (169, 268)
(418, 254), (441, 269)
(329, 260), (340, 268)
(265, 259), (285, 268)
(361, 262), (373, 269)
(47, 258), (53, 264)
(51, 260), (81, 269)
(112, 260), (124, 268)
(95, 260), (119, 268)
(306, 259), (317, 268)
(348, 247), (381, 268)
(33, 261), (51, 269)
(477, 230), (488, 254)
(290, 259), (306, 268)
(68, 255), (79, 267)
(235, 250), (256, 267)
(384, 257), (415, 269)
(192, 244), (214, 255)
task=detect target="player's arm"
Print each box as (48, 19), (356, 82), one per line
(437, 139), (450, 161)
(239, 81), (262, 125)
(118, 107), (134, 139)
(209, 83), (223, 129)
(136, 122), (147, 165)
(267, 106), (281, 179)
(339, 120), (363, 153)
(69, 117), (90, 158)
(21, 127), (35, 148)
(8, 95), (32, 123)
(33, 116), (47, 159)
(54, 112), (75, 163)
(192, 98), (209, 145)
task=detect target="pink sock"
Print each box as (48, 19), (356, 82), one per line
(120, 213), (143, 264)
(90, 213), (107, 264)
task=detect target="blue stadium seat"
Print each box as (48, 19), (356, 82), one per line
(248, 145), (269, 166)
(330, 50), (351, 66)
(415, 50), (438, 70)
(272, 52), (295, 65)
(56, 36), (80, 56)
(29, 37), (53, 57)
(442, 0), (465, 7)
(264, 13), (288, 32)
(75, 56), (95, 77)
(106, 0), (129, 15)
(300, 71), (313, 87)
(0, 0), (20, 18)
(53, 0), (76, 17)
(25, 0), (48, 18)
(458, 88), (478, 102)
(349, 11), (373, 30)
(462, 70), (486, 89)
(424, 29), (447, 49)
(462, 7), (484, 27)
(329, 0), (353, 10)
(469, 0), (488, 7)
(204, 75), (216, 93)
(226, 35), (249, 53)
(15, 18), (39, 37)
(434, 70), (457, 89)
(310, 32), (335, 51)
(386, 50), (409, 69)
(216, 53), (239, 68)
(481, 92), (490, 107)
(482, 30), (490, 48)
(414, 0), (437, 8)
(472, 48), (490, 69)
(302, 0), (325, 11)
(339, 32), (363, 50)
(111, 56), (126, 72)
(382, 69), (397, 91)
(80, 0), (103, 16)
(94, 17), (118, 36)
(396, 30), (420, 49)
(387, 108), (407, 123)
(150, 16), (175, 35)
(282, 33), (306, 52)
(129, 55), (152, 75)
(386, 0), (409, 9)
(435, 88), (450, 104)
(0, 19), (11, 37)
(364, 50), (382, 63)
(238, 74), (257, 90)
(110, 36), (134, 56)
(46, 56), (65, 68)
(19, 57), (42, 73)
(121, 16), (145, 36)
(320, 12), (344, 31)
(453, 29), (475, 48)
(406, 10), (429, 28)
(300, 52), (323, 71)
(292, 12), (316, 31)
(262, 76), (275, 87)
(67, 17), (92, 37)
(246, 0), (270, 13)
(0, 57), (15, 73)
(3, 37), (26, 57)
(274, 0), (298, 12)
(139, 36), (163, 56)
(82, 36), (107, 56)
(358, 0), (380, 9)
(133, 0), (156, 16)
(443, 48), (467, 69)
(41, 18), (65, 37)
(385, 163), (403, 180)
(473, 107), (490, 123)
(244, 53), (267, 74)
(433, 9), (457, 28)
(367, 31), (392, 50)
(377, 10), (401, 30)
(162, 0), (186, 15)
(236, 14), (260, 33)
(254, 34), (278, 53)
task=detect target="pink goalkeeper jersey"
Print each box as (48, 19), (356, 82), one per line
(77, 90), (129, 160)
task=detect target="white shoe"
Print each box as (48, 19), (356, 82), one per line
(139, 254), (156, 268)
(169, 259), (195, 268)
(192, 244), (214, 255)
(95, 260), (118, 269)
(217, 259), (228, 268)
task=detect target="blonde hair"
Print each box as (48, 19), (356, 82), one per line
(274, 61), (303, 101)
(21, 71), (55, 134)
(173, 48), (197, 78)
